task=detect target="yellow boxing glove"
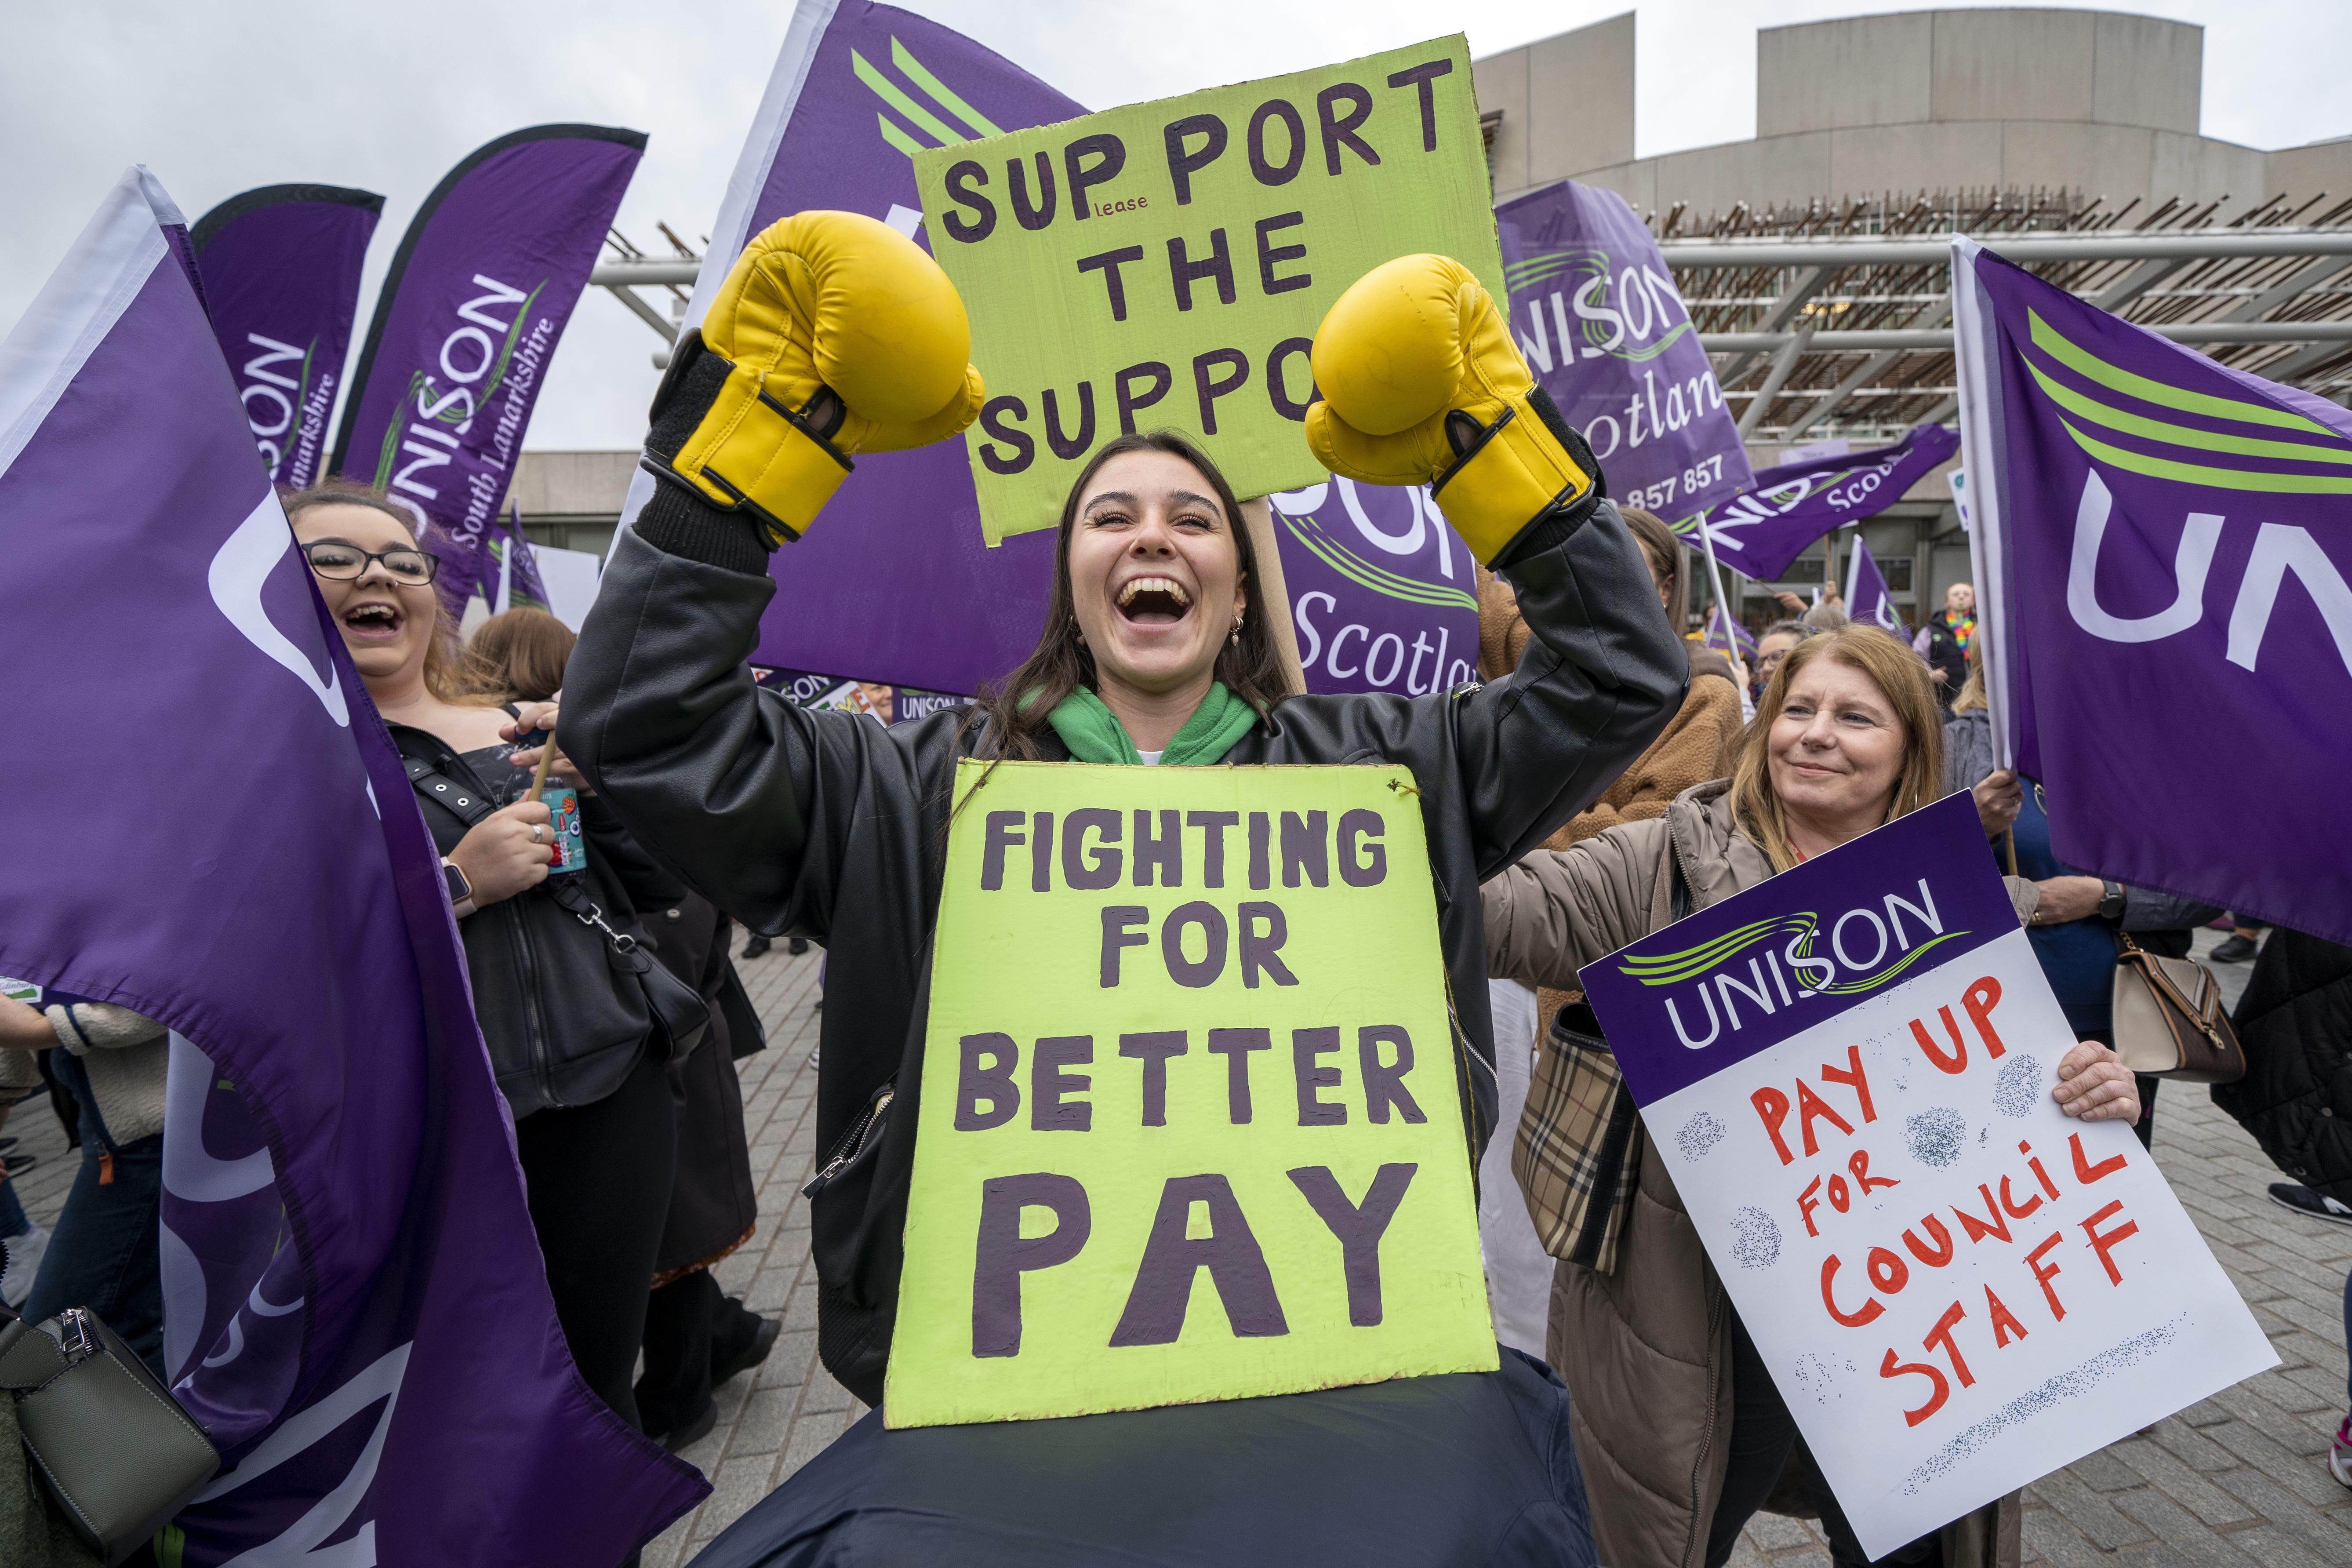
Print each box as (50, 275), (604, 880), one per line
(1305, 255), (1599, 566)
(643, 211), (984, 544)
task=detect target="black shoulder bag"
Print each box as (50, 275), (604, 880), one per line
(404, 758), (710, 1062)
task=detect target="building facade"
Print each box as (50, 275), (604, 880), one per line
(1476, 7), (2352, 625)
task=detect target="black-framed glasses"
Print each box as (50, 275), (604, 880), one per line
(302, 541), (441, 585)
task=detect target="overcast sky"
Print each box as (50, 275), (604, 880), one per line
(6, 0), (2348, 453)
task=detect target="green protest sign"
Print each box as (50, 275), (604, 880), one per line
(886, 759), (1496, 1429)
(912, 36), (1502, 544)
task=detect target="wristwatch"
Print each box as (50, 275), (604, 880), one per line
(442, 858), (473, 908)
(2096, 880), (2127, 921)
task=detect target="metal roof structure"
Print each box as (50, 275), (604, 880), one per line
(1654, 188), (2352, 444)
(591, 186), (2352, 444)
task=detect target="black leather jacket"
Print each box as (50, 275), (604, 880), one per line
(563, 491), (1686, 1401)
(393, 726), (668, 1118)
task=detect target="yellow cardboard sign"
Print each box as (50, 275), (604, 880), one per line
(912, 35), (1503, 544)
(885, 759), (1497, 1428)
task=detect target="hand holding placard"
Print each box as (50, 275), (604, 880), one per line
(1577, 794), (2274, 1559)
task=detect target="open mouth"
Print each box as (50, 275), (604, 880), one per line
(341, 601), (404, 642)
(1115, 575), (1192, 627)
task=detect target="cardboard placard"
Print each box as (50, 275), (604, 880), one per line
(1578, 793), (2275, 1557)
(913, 36), (1503, 544)
(887, 759), (1497, 1428)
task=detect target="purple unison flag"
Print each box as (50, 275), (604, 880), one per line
(1267, 478), (1479, 696)
(333, 124), (644, 620)
(494, 498), (553, 613)
(1672, 423), (1960, 582)
(1843, 534), (1905, 634)
(1953, 236), (2352, 943)
(1495, 181), (1754, 518)
(0, 168), (702, 1562)
(192, 183), (382, 490)
(611, 0), (1082, 695)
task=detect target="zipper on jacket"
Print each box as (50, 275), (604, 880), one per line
(507, 905), (563, 1110)
(803, 1084), (894, 1199)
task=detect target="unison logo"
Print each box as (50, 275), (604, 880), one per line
(1617, 879), (1968, 1049)
(1505, 249), (1697, 368)
(372, 273), (546, 507)
(852, 36), (1004, 162)
(2024, 309), (2352, 678)
(234, 332), (334, 488)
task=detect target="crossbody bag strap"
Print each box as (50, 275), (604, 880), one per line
(540, 874), (646, 965)
(404, 757), (498, 829)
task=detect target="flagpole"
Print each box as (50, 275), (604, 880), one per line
(1692, 512), (1756, 718)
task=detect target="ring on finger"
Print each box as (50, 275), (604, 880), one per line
(530, 824), (547, 843)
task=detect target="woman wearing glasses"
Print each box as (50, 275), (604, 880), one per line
(286, 486), (681, 1438)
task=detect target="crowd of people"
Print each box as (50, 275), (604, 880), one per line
(2, 209), (2343, 1568)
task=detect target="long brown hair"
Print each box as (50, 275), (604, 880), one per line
(462, 608), (576, 702)
(1619, 506), (1689, 634)
(281, 482), (488, 705)
(971, 431), (1294, 759)
(1729, 624), (1945, 871)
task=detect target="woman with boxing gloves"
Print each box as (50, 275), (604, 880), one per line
(552, 213), (1686, 1558)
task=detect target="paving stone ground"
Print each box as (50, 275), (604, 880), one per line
(6, 926), (2341, 1566)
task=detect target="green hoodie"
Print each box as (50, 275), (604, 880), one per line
(1043, 682), (1259, 766)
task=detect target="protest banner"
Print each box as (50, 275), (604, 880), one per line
(332, 124), (643, 618)
(1578, 793), (2272, 1558)
(1673, 424), (1959, 583)
(1496, 181), (1754, 519)
(912, 36), (1499, 545)
(191, 183), (382, 489)
(1269, 477), (1479, 696)
(1846, 535), (1905, 634)
(889, 760), (1496, 1427)
(0, 165), (702, 1563)
(616, 0), (1079, 693)
(1952, 235), (2352, 944)
(489, 498), (551, 614)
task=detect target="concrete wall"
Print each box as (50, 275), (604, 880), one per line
(511, 450), (634, 520)
(1475, 12), (1635, 199)
(1476, 7), (2330, 220)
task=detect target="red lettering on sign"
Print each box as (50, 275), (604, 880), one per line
(2070, 1131), (2127, 1185)
(1902, 1215), (1955, 1268)
(1796, 1079), (1856, 1157)
(1818, 1043), (1878, 1123)
(1881, 1347), (1950, 1427)
(1752, 1085), (1796, 1166)
(1962, 975), (2007, 1059)
(1849, 1147), (1899, 1195)
(1953, 1184), (2013, 1245)
(2081, 1200), (2141, 1285)
(1985, 1286), (2030, 1347)
(2025, 1232), (2067, 1321)
(1922, 1301), (1976, 1390)
(1910, 1007), (1969, 1074)
(1821, 1254), (1883, 1327)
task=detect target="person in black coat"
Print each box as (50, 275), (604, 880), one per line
(2212, 928), (2352, 1485)
(636, 886), (780, 1450)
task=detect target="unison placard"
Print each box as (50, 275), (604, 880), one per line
(913, 36), (1502, 544)
(887, 760), (1497, 1428)
(1578, 794), (2274, 1558)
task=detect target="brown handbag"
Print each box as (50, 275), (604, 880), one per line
(2109, 930), (2247, 1084)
